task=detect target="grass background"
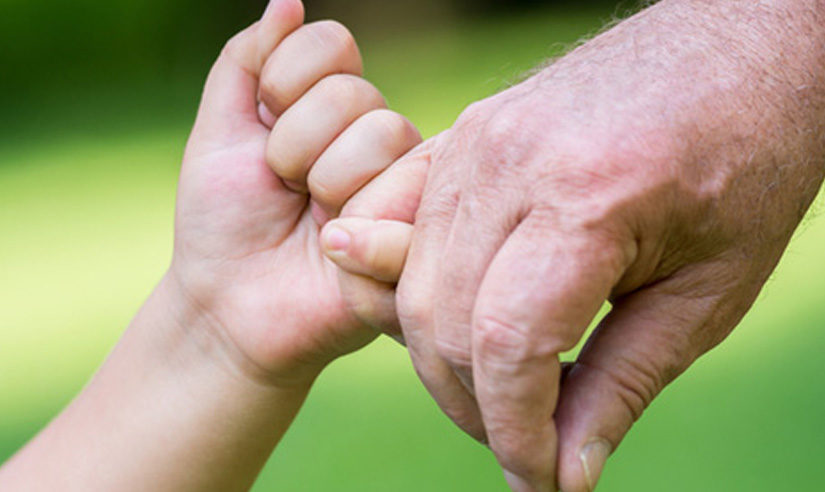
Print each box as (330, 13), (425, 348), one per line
(2, 4), (824, 491)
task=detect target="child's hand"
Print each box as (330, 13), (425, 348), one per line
(173, 0), (421, 387)
(0, 4), (424, 489)
(315, 136), (437, 340)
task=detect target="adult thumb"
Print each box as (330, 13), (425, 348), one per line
(554, 280), (736, 492)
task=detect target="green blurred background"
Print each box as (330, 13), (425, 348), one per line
(2, 1), (824, 490)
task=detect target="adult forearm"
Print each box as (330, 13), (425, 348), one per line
(0, 273), (308, 491)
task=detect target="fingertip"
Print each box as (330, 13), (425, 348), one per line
(311, 200), (331, 226)
(321, 218), (412, 283)
(263, 0), (305, 26)
(257, 102), (277, 128)
(255, 0), (306, 74)
(555, 437), (611, 492)
(503, 470), (534, 492)
(322, 221), (352, 254)
(579, 439), (611, 492)
(192, 0), (306, 147)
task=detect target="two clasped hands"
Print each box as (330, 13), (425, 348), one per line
(2, 0), (823, 491)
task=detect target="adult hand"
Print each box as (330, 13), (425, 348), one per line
(324, 1), (825, 490)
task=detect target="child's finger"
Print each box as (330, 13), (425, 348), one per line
(321, 218), (413, 283)
(308, 109), (422, 218)
(338, 134), (443, 223)
(259, 20), (363, 117)
(336, 271), (403, 340)
(266, 74), (386, 189)
(191, 0), (304, 148)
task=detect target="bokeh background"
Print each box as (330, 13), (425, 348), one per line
(2, 1), (824, 490)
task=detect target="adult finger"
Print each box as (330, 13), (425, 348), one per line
(190, 0), (304, 151)
(555, 263), (748, 492)
(338, 135), (440, 222)
(330, 264), (404, 340)
(471, 214), (635, 491)
(324, 140), (434, 342)
(433, 183), (525, 394)
(334, 131), (487, 439)
(417, 92), (523, 397)
(266, 74), (386, 188)
(393, 145), (491, 440)
(259, 20), (363, 117)
(321, 219), (412, 334)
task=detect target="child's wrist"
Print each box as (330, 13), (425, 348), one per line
(20, 273), (317, 491)
(149, 269), (325, 391)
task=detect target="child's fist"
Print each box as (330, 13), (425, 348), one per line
(171, 0), (420, 388)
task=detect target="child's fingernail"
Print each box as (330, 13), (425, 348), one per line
(263, 0), (278, 18)
(311, 202), (331, 227)
(283, 179), (307, 193)
(324, 227), (351, 252)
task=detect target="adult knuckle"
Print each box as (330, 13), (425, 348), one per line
(578, 357), (667, 422)
(453, 106), (538, 191)
(419, 177), (460, 221)
(477, 112), (539, 175)
(454, 100), (492, 129)
(434, 336), (472, 369)
(475, 314), (570, 369)
(474, 315), (532, 365)
(396, 282), (432, 331)
(491, 436), (547, 482)
(479, 111), (522, 151)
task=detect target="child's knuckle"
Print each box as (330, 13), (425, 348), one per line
(311, 20), (358, 59)
(308, 174), (343, 208)
(366, 110), (413, 145)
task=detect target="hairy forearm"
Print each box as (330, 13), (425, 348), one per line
(0, 274), (308, 491)
(538, 0), (825, 154)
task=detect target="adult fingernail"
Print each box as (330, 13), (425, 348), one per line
(579, 438), (611, 491)
(324, 227), (351, 252)
(502, 470), (534, 492)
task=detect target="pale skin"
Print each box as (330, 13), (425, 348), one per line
(0, 0), (421, 490)
(318, 0), (825, 491)
(3, 1), (823, 491)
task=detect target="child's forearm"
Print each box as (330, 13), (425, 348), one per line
(0, 273), (309, 492)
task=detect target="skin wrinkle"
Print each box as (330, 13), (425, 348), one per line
(546, 0), (819, 486)
(524, 0), (824, 338)
(317, 1), (825, 490)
